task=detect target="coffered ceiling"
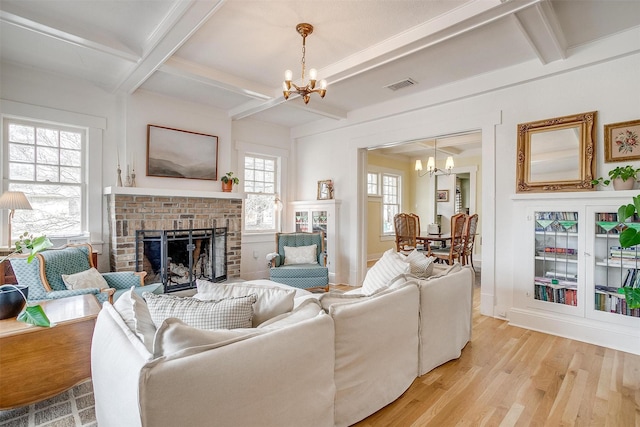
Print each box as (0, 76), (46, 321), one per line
(1, 0), (639, 129)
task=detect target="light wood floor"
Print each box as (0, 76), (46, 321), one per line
(348, 277), (640, 426)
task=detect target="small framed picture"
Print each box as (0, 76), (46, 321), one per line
(317, 180), (334, 200)
(604, 119), (640, 162)
(436, 190), (449, 202)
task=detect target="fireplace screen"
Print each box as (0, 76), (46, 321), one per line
(135, 227), (227, 292)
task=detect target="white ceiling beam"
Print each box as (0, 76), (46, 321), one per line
(231, 0), (542, 121)
(0, 10), (139, 62)
(512, 0), (566, 65)
(160, 57), (273, 100)
(116, 0), (226, 94)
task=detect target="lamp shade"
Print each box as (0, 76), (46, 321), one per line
(415, 160), (423, 171)
(0, 192), (32, 211)
(445, 156), (455, 170)
(426, 157), (435, 172)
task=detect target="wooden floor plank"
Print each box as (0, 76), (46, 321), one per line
(351, 275), (640, 426)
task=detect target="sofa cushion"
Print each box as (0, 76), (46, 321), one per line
(257, 298), (323, 329)
(153, 317), (263, 358)
(361, 249), (411, 295)
(113, 286), (157, 352)
(144, 292), (256, 330)
(283, 244), (318, 265)
(195, 280), (296, 327)
(61, 267), (108, 290)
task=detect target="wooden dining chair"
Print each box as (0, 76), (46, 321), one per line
(394, 213), (417, 253)
(428, 213), (466, 264)
(462, 214), (479, 268)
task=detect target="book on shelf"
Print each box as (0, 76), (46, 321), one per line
(595, 292), (640, 317)
(544, 271), (577, 280)
(534, 283), (577, 306)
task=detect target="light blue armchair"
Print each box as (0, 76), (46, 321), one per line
(9, 244), (162, 303)
(269, 232), (329, 291)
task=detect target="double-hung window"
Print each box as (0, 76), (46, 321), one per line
(367, 172), (379, 196)
(382, 173), (400, 234)
(244, 154), (278, 232)
(4, 118), (85, 240)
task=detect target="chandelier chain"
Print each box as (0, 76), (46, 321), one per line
(301, 36), (306, 80)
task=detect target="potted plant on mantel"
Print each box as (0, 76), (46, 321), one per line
(0, 233), (53, 323)
(220, 172), (240, 192)
(591, 165), (640, 190)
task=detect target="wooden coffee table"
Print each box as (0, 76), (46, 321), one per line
(0, 294), (101, 410)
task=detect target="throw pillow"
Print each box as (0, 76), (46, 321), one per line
(194, 280), (296, 326)
(113, 286), (157, 352)
(61, 267), (108, 290)
(283, 244), (318, 265)
(361, 249), (411, 295)
(153, 318), (263, 358)
(144, 292), (256, 330)
(400, 250), (436, 277)
(257, 298), (323, 329)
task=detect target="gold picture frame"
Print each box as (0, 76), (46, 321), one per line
(516, 111), (596, 193)
(436, 190), (449, 202)
(604, 119), (640, 163)
(317, 180), (334, 200)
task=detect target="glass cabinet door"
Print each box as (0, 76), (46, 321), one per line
(594, 211), (640, 317)
(534, 211), (579, 306)
(295, 211), (309, 232)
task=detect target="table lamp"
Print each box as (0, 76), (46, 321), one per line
(0, 191), (33, 248)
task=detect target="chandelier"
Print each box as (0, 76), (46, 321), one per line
(282, 23), (327, 104)
(415, 140), (454, 177)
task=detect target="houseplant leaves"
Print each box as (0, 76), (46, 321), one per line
(17, 304), (52, 327)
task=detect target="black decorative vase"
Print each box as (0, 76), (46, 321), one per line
(0, 284), (28, 320)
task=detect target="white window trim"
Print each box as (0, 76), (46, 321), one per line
(369, 165), (404, 237)
(235, 141), (288, 235)
(1, 99), (105, 250)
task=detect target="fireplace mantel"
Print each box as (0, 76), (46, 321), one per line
(103, 186), (243, 200)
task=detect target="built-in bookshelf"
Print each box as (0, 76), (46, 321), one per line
(511, 192), (640, 355)
(594, 211), (640, 318)
(534, 211), (579, 307)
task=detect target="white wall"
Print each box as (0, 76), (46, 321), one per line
(292, 50), (640, 324)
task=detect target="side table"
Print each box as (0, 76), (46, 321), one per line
(0, 294), (101, 410)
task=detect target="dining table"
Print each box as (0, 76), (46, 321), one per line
(416, 234), (451, 250)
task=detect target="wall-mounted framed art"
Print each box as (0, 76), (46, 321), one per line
(604, 119), (640, 163)
(147, 124), (218, 180)
(436, 190), (449, 202)
(317, 180), (334, 200)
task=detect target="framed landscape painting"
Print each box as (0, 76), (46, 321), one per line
(604, 119), (640, 163)
(147, 125), (218, 180)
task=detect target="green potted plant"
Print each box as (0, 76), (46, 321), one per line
(220, 172), (240, 192)
(616, 194), (640, 308)
(591, 165), (640, 190)
(0, 233), (53, 322)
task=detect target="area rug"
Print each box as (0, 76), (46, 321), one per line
(0, 380), (95, 427)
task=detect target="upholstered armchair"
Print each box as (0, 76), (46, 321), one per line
(269, 232), (329, 291)
(9, 244), (161, 303)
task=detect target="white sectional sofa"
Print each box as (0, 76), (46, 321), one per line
(91, 261), (474, 427)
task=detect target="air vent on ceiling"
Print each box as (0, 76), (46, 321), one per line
(385, 78), (417, 91)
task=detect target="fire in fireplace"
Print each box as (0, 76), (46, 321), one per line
(135, 227), (227, 292)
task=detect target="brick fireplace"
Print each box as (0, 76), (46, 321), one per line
(104, 187), (242, 281)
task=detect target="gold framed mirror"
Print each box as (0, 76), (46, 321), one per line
(516, 111), (597, 193)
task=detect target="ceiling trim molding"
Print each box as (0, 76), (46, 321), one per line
(115, 0), (226, 94)
(160, 57), (273, 100)
(0, 10), (139, 62)
(512, 0), (566, 65)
